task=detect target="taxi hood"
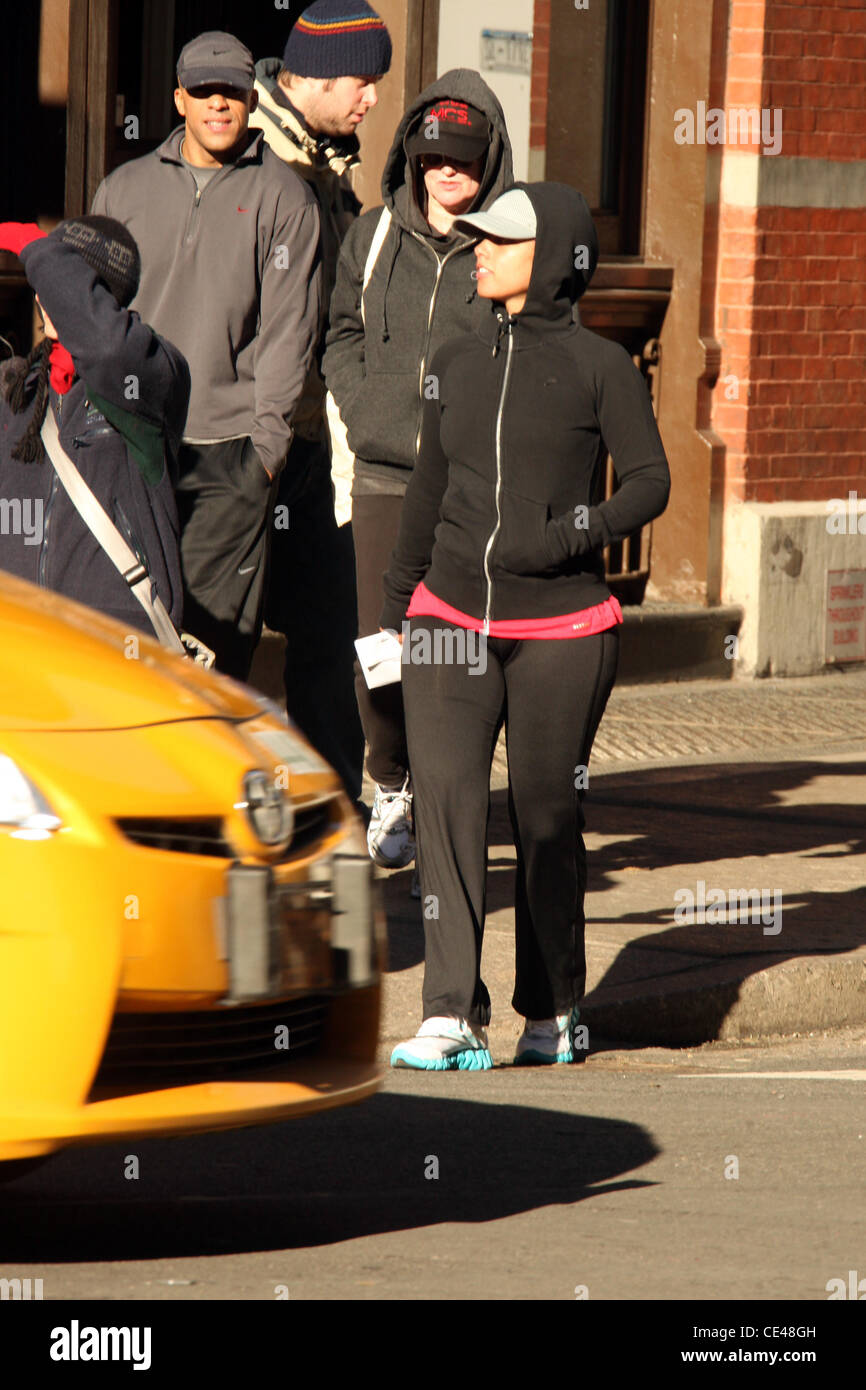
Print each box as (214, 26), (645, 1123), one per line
(0, 575), (262, 731)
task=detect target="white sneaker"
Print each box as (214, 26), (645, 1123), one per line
(367, 775), (416, 868)
(390, 1016), (493, 1071)
(513, 1007), (581, 1065)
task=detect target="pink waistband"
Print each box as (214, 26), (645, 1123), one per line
(405, 581), (623, 639)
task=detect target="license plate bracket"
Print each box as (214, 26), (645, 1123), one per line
(225, 864), (332, 1004)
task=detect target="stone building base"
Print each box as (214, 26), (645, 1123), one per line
(723, 500), (866, 677)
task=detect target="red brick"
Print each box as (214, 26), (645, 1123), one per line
(832, 32), (866, 58)
(731, 53), (767, 81)
(769, 32), (803, 58)
(809, 355), (839, 378)
(812, 385), (853, 408)
(750, 307), (804, 332)
(820, 332), (853, 355)
(750, 281), (793, 307)
(772, 357), (806, 379)
(788, 380), (822, 403)
(794, 6), (837, 33)
(719, 306), (755, 332)
(731, 2), (767, 30)
(770, 403), (804, 427)
(717, 281), (756, 307)
(764, 331), (821, 355)
(751, 381), (795, 404)
(725, 79), (764, 106)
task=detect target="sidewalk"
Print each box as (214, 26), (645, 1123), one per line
(372, 668), (866, 1057)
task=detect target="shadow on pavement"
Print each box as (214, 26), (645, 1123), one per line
(0, 1091), (659, 1260)
(381, 757), (866, 1044)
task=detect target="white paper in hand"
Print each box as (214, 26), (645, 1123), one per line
(355, 630), (403, 689)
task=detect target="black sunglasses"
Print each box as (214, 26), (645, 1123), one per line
(419, 153), (480, 170)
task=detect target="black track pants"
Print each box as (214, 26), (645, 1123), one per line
(176, 437), (275, 681)
(264, 437), (365, 802)
(351, 493), (410, 789)
(401, 617), (619, 1026)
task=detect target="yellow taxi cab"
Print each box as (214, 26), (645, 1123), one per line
(0, 573), (383, 1174)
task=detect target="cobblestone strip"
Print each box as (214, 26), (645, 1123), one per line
(591, 676), (866, 768)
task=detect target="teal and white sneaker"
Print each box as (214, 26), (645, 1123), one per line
(367, 775), (416, 869)
(514, 1007), (581, 1065)
(390, 1017), (493, 1071)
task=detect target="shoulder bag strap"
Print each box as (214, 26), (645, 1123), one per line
(360, 205), (392, 328)
(327, 206), (393, 524)
(40, 409), (187, 656)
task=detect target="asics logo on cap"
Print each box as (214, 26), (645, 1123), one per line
(427, 101), (473, 127)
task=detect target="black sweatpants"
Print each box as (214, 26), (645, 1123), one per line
(264, 436), (365, 802)
(402, 617), (619, 1026)
(176, 436), (275, 681)
(351, 493), (410, 789)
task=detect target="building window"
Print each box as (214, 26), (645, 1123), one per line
(537, 0), (649, 255)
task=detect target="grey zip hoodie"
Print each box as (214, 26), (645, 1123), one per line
(91, 126), (322, 478)
(322, 69), (513, 491)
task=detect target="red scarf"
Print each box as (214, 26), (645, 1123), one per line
(49, 342), (76, 395)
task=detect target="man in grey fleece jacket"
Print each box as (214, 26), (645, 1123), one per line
(91, 31), (322, 679)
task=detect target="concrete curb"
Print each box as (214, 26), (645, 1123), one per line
(580, 948), (866, 1046)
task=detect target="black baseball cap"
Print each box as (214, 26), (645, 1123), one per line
(405, 99), (491, 162)
(176, 31), (255, 90)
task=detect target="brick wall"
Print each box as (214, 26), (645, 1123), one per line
(529, 0), (551, 171)
(711, 0), (866, 505)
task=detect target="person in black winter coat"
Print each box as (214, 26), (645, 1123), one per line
(383, 183), (671, 1071)
(322, 68), (514, 877)
(0, 217), (188, 635)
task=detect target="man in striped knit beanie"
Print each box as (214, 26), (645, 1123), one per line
(254, 1), (392, 808)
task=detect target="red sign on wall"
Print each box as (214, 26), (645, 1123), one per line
(826, 569), (866, 664)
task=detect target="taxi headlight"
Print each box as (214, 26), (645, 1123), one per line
(236, 769), (294, 849)
(253, 694), (290, 728)
(245, 722), (333, 779)
(0, 755), (62, 837)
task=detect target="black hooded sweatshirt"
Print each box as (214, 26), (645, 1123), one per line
(322, 69), (513, 491)
(380, 182), (671, 630)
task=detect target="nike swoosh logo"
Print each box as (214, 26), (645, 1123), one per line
(238, 564), (256, 575)
(237, 206), (249, 213)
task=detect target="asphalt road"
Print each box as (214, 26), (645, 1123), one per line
(1, 1026), (863, 1302)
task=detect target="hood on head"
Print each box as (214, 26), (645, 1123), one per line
(509, 181), (599, 329)
(382, 68), (514, 233)
(255, 56), (282, 91)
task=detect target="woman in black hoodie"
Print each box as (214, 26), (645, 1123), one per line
(383, 183), (671, 1071)
(323, 69), (513, 877)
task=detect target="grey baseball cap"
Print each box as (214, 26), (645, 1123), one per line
(177, 31), (255, 90)
(454, 188), (537, 240)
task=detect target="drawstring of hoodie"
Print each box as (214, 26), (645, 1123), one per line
(492, 310), (514, 358)
(380, 227), (401, 343)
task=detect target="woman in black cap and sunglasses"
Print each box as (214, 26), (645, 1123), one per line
(382, 183), (671, 1070)
(323, 69), (514, 880)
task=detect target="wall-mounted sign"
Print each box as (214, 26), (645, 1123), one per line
(825, 569), (866, 664)
(481, 30), (533, 76)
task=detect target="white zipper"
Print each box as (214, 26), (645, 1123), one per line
(409, 232), (469, 458)
(482, 322), (515, 634)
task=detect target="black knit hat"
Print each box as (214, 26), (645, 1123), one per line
(51, 216), (141, 307)
(283, 1), (392, 79)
